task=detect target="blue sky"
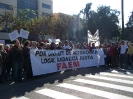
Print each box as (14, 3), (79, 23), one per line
(53, 0), (133, 25)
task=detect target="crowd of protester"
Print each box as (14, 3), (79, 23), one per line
(0, 39), (133, 84)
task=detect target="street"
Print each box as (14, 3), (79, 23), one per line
(0, 66), (133, 99)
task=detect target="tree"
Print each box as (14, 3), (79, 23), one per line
(125, 11), (133, 41)
(0, 8), (15, 32)
(83, 3), (120, 42)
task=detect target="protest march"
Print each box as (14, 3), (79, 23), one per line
(0, 29), (132, 84)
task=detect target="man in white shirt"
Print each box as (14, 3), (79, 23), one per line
(119, 41), (128, 68)
(63, 40), (71, 50)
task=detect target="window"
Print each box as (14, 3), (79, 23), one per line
(42, 3), (51, 9)
(0, 3), (13, 10)
(17, 0), (37, 18)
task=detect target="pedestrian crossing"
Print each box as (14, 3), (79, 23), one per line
(33, 69), (133, 99)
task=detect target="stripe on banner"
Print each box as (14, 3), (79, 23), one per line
(35, 88), (82, 99)
(57, 83), (133, 99)
(100, 72), (133, 79)
(86, 75), (133, 85)
(74, 79), (133, 93)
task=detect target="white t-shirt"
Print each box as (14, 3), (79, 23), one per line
(63, 45), (71, 50)
(120, 45), (127, 54)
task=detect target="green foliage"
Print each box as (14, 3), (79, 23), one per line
(83, 3), (120, 41)
(125, 11), (133, 41)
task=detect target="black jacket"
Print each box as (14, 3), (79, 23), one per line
(11, 46), (24, 62)
(0, 50), (7, 65)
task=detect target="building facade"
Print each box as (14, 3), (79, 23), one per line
(0, 0), (17, 13)
(0, 0), (53, 17)
(0, 0), (53, 43)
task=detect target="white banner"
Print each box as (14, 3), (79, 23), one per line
(9, 30), (19, 41)
(48, 39), (60, 44)
(88, 29), (100, 46)
(30, 49), (105, 76)
(20, 29), (29, 39)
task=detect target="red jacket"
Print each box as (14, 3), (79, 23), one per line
(110, 46), (115, 56)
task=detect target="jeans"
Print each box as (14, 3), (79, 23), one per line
(13, 62), (23, 82)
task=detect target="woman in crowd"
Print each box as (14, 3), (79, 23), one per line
(11, 39), (24, 83)
(23, 40), (33, 80)
(0, 44), (7, 82)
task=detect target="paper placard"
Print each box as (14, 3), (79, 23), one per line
(20, 29), (29, 39)
(9, 30), (19, 41)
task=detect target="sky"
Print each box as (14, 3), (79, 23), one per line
(53, 0), (133, 26)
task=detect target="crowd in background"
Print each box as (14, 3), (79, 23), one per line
(0, 39), (133, 84)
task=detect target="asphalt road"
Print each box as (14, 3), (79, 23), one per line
(0, 66), (133, 99)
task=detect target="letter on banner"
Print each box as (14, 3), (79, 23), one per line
(20, 29), (29, 39)
(9, 30), (19, 41)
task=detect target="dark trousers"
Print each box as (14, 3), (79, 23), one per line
(13, 62), (23, 82)
(127, 54), (132, 66)
(24, 58), (33, 80)
(111, 56), (115, 67)
(2, 65), (7, 81)
(119, 54), (127, 68)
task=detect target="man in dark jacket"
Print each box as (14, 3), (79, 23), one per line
(11, 39), (24, 83)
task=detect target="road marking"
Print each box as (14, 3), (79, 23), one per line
(106, 70), (133, 75)
(86, 75), (133, 85)
(57, 83), (133, 99)
(74, 79), (133, 93)
(11, 96), (29, 99)
(35, 88), (82, 99)
(100, 72), (133, 79)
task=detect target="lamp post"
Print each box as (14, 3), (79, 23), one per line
(121, 0), (124, 40)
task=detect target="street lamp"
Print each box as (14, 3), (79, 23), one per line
(121, 0), (124, 40)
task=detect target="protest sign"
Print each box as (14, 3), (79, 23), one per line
(30, 49), (105, 76)
(48, 39), (60, 44)
(0, 40), (5, 45)
(20, 29), (29, 39)
(9, 30), (19, 41)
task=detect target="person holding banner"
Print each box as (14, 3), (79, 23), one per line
(23, 40), (33, 80)
(56, 42), (63, 50)
(63, 40), (71, 50)
(50, 42), (56, 50)
(38, 42), (45, 49)
(11, 39), (24, 83)
(31, 41), (38, 49)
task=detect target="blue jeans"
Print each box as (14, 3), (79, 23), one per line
(13, 62), (23, 82)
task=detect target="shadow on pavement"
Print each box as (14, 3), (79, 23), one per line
(0, 65), (112, 99)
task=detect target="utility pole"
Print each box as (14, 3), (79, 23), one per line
(121, 0), (124, 40)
